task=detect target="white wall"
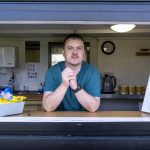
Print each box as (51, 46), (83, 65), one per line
(98, 37), (150, 90)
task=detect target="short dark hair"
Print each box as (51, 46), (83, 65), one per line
(63, 34), (84, 48)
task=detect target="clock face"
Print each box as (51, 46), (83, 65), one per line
(101, 41), (115, 55)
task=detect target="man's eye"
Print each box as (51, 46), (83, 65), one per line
(77, 47), (83, 51)
(67, 47), (73, 50)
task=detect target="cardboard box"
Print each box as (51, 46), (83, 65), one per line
(0, 101), (25, 117)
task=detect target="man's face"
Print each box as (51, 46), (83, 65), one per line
(63, 38), (85, 66)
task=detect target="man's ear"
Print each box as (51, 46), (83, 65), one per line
(83, 51), (86, 61)
(62, 49), (65, 57)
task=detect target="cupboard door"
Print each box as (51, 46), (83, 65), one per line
(0, 47), (16, 67)
(25, 41), (40, 63)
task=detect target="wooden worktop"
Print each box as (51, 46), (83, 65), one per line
(25, 94), (43, 101)
(15, 93), (43, 101)
(17, 111), (150, 118)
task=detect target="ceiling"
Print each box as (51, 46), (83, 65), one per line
(0, 23), (150, 38)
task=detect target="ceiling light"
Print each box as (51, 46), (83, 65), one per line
(110, 24), (136, 33)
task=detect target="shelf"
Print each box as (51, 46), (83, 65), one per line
(136, 52), (150, 56)
(101, 93), (144, 100)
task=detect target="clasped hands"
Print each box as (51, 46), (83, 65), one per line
(62, 68), (77, 90)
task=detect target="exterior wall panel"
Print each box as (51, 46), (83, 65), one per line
(0, 2), (150, 22)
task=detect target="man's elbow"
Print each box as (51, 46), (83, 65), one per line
(43, 104), (56, 112)
(88, 105), (100, 112)
(88, 99), (100, 112)
(42, 100), (56, 112)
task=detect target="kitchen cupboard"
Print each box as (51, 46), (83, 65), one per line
(0, 47), (17, 67)
(24, 94), (43, 112)
(15, 93), (43, 112)
(100, 93), (144, 111)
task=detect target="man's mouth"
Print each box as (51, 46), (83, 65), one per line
(71, 55), (78, 59)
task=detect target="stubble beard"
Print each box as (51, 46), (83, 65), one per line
(66, 59), (82, 67)
(67, 61), (81, 67)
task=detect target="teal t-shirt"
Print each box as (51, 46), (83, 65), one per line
(44, 61), (101, 111)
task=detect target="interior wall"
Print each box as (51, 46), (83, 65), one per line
(0, 36), (149, 91)
(98, 37), (150, 90)
(0, 38), (50, 91)
(0, 37), (98, 91)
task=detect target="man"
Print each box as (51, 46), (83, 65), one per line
(43, 34), (100, 112)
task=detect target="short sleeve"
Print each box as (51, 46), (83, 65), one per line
(43, 69), (58, 92)
(84, 69), (101, 97)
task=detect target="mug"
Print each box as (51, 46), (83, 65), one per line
(128, 85), (135, 95)
(135, 85), (142, 94)
(119, 85), (128, 94)
(141, 85), (146, 94)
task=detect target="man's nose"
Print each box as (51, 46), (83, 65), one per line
(72, 48), (77, 53)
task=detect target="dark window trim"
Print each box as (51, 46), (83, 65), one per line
(0, 2), (150, 22)
(0, 0), (150, 2)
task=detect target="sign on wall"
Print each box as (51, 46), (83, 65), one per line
(26, 63), (39, 79)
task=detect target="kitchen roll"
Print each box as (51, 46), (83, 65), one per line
(141, 75), (150, 113)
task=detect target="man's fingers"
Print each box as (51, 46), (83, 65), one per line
(63, 68), (75, 75)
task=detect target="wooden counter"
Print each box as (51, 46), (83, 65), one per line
(1, 111), (150, 150)
(17, 110), (149, 117)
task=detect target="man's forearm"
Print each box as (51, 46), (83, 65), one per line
(75, 89), (100, 112)
(43, 84), (68, 111)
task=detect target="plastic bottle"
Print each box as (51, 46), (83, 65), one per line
(38, 83), (43, 94)
(0, 87), (13, 100)
(8, 79), (14, 92)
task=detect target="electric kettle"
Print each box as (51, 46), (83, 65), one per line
(101, 74), (116, 94)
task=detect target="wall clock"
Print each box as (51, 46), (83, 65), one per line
(101, 41), (115, 55)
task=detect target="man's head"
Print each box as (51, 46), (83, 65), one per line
(63, 34), (85, 48)
(63, 34), (85, 67)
